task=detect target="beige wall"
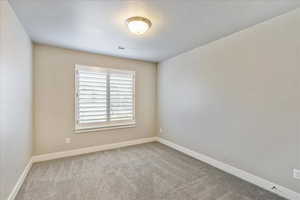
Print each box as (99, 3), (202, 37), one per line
(33, 44), (157, 155)
(0, 1), (33, 199)
(158, 9), (300, 193)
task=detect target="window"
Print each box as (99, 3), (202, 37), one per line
(75, 65), (135, 132)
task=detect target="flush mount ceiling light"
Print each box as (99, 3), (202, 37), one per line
(126, 16), (152, 35)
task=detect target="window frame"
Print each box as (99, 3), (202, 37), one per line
(74, 64), (136, 133)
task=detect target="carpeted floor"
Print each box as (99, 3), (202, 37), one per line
(16, 142), (285, 200)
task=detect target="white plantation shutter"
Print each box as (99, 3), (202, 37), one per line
(75, 65), (135, 131)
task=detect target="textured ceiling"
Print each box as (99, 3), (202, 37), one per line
(9, 0), (300, 62)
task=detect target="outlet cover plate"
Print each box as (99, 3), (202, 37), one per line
(293, 169), (300, 179)
(65, 138), (71, 144)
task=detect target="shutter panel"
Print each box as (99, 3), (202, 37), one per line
(77, 68), (108, 124)
(109, 72), (134, 122)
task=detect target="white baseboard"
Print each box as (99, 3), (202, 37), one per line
(9, 137), (299, 200)
(8, 137), (156, 200)
(32, 137), (157, 163)
(157, 137), (300, 200)
(7, 158), (33, 200)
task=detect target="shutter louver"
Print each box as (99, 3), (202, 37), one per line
(75, 65), (135, 131)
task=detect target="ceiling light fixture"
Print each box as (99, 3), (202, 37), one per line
(126, 16), (152, 35)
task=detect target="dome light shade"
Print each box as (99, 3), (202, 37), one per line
(126, 17), (152, 35)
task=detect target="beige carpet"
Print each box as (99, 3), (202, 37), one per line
(16, 142), (285, 200)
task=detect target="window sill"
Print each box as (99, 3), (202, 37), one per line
(74, 123), (136, 134)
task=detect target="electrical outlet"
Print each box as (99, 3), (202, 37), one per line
(159, 128), (163, 133)
(293, 169), (300, 179)
(271, 186), (278, 191)
(65, 138), (71, 144)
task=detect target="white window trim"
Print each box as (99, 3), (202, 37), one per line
(74, 64), (136, 133)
